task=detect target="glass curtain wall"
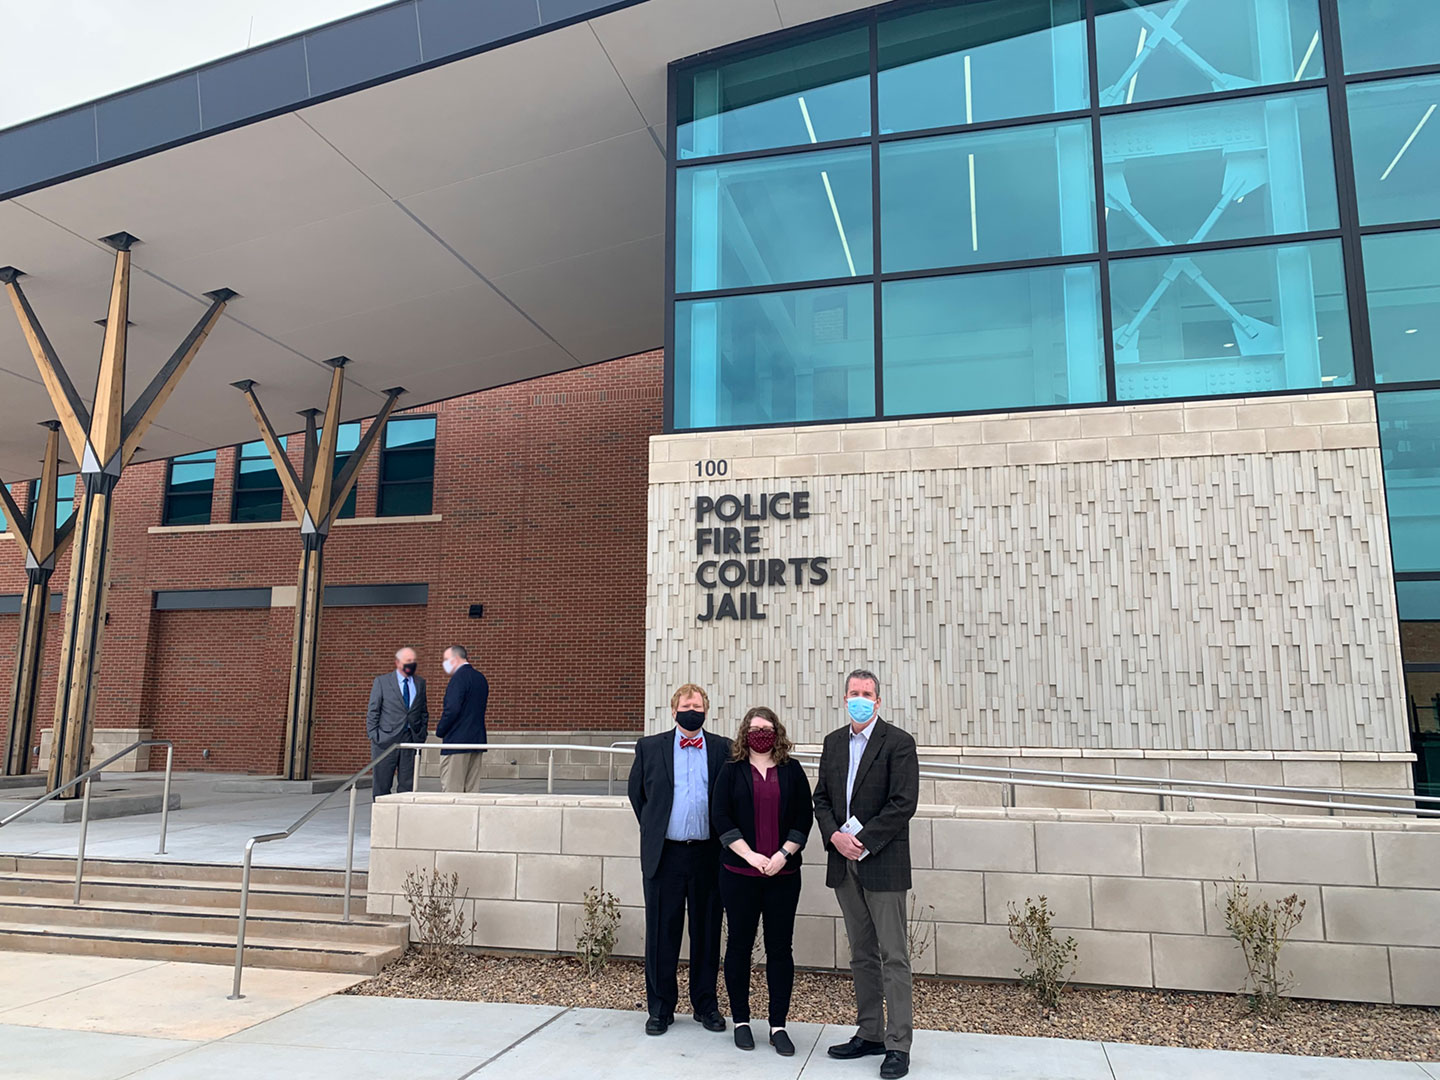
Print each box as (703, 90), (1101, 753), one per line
(669, 0), (1440, 431)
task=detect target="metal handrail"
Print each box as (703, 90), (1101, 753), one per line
(229, 739), (639, 1001)
(788, 749), (1440, 817)
(0, 739), (175, 904)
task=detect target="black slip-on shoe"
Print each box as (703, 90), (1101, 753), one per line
(694, 1010), (727, 1032)
(770, 1029), (796, 1057)
(880, 1050), (910, 1078)
(734, 1024), (755, 1051)
(644, 1014), (672, 1036)
(828, 1035), (887, 1059)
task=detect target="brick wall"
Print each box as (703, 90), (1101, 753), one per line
(0, 351), (663, 775)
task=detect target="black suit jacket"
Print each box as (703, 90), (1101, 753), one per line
(812, 718), (919, 891)
(627, 728), (732, 880)
(710, 757), (813, 872)
(435, 664), (488, 755)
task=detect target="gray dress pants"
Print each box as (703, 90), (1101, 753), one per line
(834, 860), (913, 1053)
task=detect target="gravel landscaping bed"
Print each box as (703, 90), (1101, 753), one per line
(344, 951), (1440, 1060)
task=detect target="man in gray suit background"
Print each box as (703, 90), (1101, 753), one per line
(366, 646), (429, 795)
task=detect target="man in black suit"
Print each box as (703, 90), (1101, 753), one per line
(813, 668), (919, 1080)
(365, 646), (429, 795)
(435, 644), (488, 793)
(627, 683), (730, 1037)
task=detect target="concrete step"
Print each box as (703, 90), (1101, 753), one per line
(0, 870), (369, 915)
(0, 895), (407, 946)
(0, 919), (405, 975)
(0, 854), (367, 890)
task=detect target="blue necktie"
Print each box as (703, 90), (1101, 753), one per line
(402, 678), (411, 707)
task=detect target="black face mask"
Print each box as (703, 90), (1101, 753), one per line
(675, 709), (705, 731)
(401, 663), (417, 676)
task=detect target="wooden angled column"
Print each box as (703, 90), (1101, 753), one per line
(233, 360), (404, 780)
(1, 422), (75, 775)
(1, 236), (235, 795)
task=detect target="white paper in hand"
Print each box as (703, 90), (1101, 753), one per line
(840, 816), (871, 861)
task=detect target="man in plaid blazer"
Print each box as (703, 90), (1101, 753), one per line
(812, 668), (920, 1079)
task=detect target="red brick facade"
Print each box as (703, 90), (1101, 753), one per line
(0, 351), (663, 774)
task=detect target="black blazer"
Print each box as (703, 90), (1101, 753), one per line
(710, 757), (813, 873)
(435, 664), (488, 755)
(627, 728), (732, 880)
(812, 718), (919, 892)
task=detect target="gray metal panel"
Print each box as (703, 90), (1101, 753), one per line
(0, 592), (66, 615)
(153, 588), (273, 611)
(324, 583), (429, 607)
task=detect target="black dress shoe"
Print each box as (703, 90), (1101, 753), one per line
(734, 1023), (754, 1051)
(770, 1029), (796, 1057)
(694, 1010), (727, 1032)
(644, 1014), (672, 1036)
(828, 1035), (887, 1059)
(880, 1050), (910, 1078)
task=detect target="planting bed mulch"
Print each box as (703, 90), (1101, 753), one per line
(344, 951), (1440, 1061)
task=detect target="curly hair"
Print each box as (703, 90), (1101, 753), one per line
(730, 705), (793, 765)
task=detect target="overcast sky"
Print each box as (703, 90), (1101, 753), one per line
(0, 0), (391, 130)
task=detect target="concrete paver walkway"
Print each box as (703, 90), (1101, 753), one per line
(1, 952), (1437, 1080)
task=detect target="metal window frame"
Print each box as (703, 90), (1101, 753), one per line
(231, 438), (290, 523)
(662, 0), (1440, 435)
(377, 413), (437, 517)
(161, 450), (217, 527)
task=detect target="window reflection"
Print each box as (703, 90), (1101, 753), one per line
(1101, 90), (1338, 250)
(883, 264), (1105, 416)
(881, 120), (1095, 272)
(877, 0), (1088, 132)
(1348, 75), (1440, 227)
(677, 148), (873, 291)
(1378, 390), (1440, 574)
(1110, 240), (1353, 400)
(1336, 0), (1440, 75)
(1363, 230), (1440, 385)
(1095, 0), (1324, 107)
(675, 285), (875, 429)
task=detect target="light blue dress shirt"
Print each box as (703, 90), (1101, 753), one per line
(665, 728), (711, 841)
(845, 716), (877, 817)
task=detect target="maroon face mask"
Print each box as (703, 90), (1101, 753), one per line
(747, 727), (777, 754)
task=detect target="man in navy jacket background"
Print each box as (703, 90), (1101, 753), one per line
(436, 644), (488, 793)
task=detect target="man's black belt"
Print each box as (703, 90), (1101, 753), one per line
(665, 838), (709, 845)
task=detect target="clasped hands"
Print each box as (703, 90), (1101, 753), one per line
(744, 850), (788, 876)
(830, 830), (866, 861)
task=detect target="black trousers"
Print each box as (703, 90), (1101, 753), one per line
(642, 839), (722, 1019)
(718, 867), (802, 1028)
(371, 741), (414, 796)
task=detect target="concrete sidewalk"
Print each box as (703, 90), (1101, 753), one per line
(2, 966), (1437, 1080)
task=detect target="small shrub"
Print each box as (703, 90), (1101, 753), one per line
(1007, 895), (1077, 1011)
(907, 893), (935, 965)
(402, 868), (476, 975)
(1221, 877), (1306, 1017)
(575, 886), (622, 977)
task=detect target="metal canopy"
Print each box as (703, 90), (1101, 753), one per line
(0, 0), (871, 481)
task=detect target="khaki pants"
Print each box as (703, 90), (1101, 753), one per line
(439, 752), (484, 793)
(834, 861), (913, 1053)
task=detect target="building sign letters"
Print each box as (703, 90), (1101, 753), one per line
(693, 491), (828, 622)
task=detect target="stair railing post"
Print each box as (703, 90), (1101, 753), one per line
(73, 777), (92, 905)
(547, 748), (555, 794)
(157, 742), (173, 854)
(230, 839), (257, 1000)
(343, 781), (358, 923)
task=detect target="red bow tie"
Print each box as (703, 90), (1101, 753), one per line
(680, 736), (703, 750)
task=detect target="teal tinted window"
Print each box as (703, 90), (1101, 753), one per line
(880, 120), (1095, 272)
(163, 450), (217, 526)
(1377, 390), (1440, 573)
(674, 284), (875, 429)
(379, 417), (436, 517)
(0, 483), (11, 532)
(1363, 230), (1440, 385)
(1348, 75), (1440, 227)
(1337, 0), (1440, 74)
(1397, 580), (1440, 621)
(877, 0), (1087, 133)
(1096, 0), (1324, 107)
(233, 438), (286, 523)
(318, 422), (362, 519)
(28, 474), (77, 531)
(676, 148), (872, 291)
(1110, 240), (1354, 400)
(1101, 90), (1338, 251)
(883, 264), (1105, 416)
(676, 29), (870, 160)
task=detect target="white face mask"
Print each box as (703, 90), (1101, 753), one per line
(442, 658), (455, 675)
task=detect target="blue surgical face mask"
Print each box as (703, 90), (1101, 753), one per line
(846, 697), (875, 724)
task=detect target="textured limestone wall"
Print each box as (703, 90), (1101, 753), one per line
(643, 393), (1407, 752)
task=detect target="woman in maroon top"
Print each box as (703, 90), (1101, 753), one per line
(710, 706), (814, 1056)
